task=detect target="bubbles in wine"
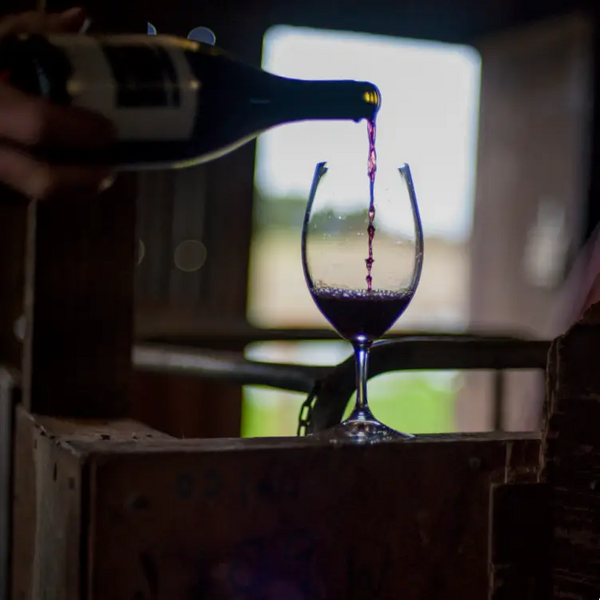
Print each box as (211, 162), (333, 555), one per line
(312, 287), (410, 302)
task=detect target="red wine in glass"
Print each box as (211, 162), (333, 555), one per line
(311, 287), (413, 342)
(302, 156), (424, 442)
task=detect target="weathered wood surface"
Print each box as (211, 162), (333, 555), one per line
(544, 304), (600, 599)
(11, 407), (171, 600)
(0, 367), (17, 600)
(22, 176), (136, 419)
(13, 409), (543, 600)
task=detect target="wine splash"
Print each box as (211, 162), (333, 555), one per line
(366, 118), (377, 291)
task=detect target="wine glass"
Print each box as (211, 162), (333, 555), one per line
(301, 160), (424, 442)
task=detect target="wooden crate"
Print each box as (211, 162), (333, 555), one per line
(13, 409), (546, 600)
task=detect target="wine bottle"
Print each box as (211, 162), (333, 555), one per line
(0, 33), (381, 170)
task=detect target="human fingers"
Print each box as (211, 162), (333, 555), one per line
(0, 82), (115, 149)
(0, 145), (114, 201)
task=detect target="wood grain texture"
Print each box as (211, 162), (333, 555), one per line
(544, 303), (600, 599)
(11, 408), (36, 600)
(86, 435), (541, 600)
(11, 408), (171, 600)
(12, 409), (545, 600)
(30, 423), (83, 600)
(79, 433), (541, 599)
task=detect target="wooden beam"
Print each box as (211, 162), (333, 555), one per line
(22, 176), (137, 418)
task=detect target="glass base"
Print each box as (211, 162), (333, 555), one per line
(310, 409), (414, 444)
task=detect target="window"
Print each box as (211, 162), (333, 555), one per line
(243, 25), (481, 437)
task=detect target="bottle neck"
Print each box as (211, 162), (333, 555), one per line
(267, 77), (381, 124)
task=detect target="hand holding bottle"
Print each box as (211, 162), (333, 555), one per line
(1, 28), (380, 171)
(0, 7), (116, 201)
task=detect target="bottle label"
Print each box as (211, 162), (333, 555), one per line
(47, 34), (199, 142)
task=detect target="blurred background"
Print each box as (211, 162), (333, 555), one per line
(245, 26), (478, 437)
(122, 0), (597, 439)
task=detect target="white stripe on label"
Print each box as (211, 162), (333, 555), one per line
(47, 34), (200, 142)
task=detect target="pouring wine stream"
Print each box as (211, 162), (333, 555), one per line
(302, 84), (424, 442)
(366, 118), (377, 292)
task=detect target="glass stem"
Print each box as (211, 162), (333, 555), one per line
(352, 340), (372, 418)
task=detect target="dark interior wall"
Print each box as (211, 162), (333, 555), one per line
(31, 0), (589, 45)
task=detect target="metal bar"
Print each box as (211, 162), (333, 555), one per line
(4, 336), (547, 400)
(132, 338), (551, 396)
(132, 337), (552, 433)
(310, 338), (551, 433)
(133, 344), (329, 394)
(139, 329), (536, 347)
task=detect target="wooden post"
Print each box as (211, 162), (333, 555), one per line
(544, 303), (600, 598)
(22, 176), (137, 418)
(11, 173), (138, 599)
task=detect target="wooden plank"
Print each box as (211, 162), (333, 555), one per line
(33, 414), (173, 443)
(12, 408), (45, 600)
(22, 175), (136, 418)
(29, 420), (83, 600)
(0, 368), (17, 600)
(15, 414), (540, 600)
(544, 303), (600, 599)
(11, 407), (171, 600)
(85, 434), (542, 599)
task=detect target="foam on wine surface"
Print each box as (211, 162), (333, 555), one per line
(366, 118), (377, 291)
(312, 286), (413, 341)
